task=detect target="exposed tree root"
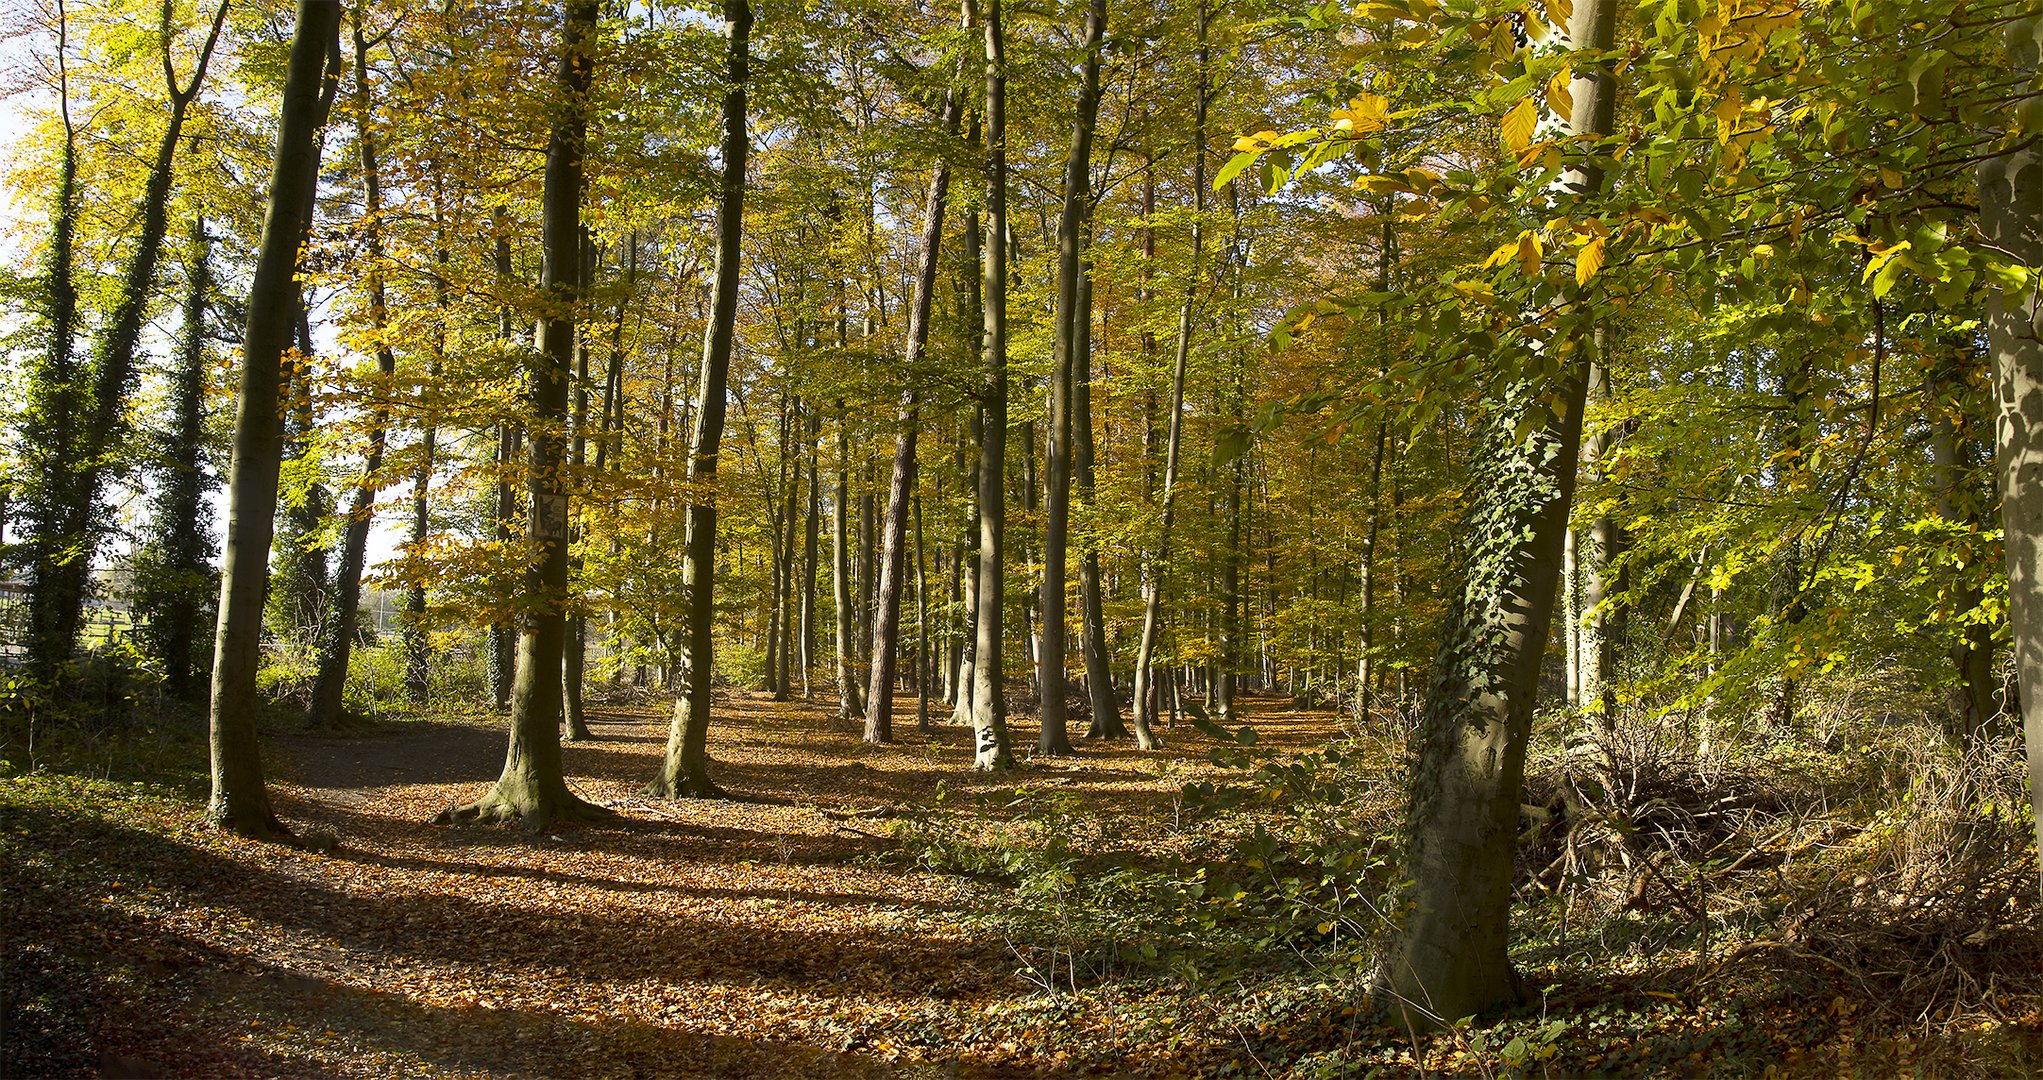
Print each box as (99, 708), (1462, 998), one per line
(436, 785), (617, 830)
(644, 773), (726, 800)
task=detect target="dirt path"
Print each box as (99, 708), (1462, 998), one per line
(4, 691), (1340, 1078)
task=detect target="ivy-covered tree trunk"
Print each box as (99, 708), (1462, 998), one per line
(308, 12), (400, 731)
(650, 0), (751, 799)
(443, 0), (610, 828)
(21, 6), (81, 678)
(1375, 0), (1615, 1027)
(206, 0), (343, 841)
(968, 0), (1013, 770)
(31, 0), (227, 674)
(1980, 13), (2043, 899)
(1037, 0), (1104, 756)
(867, 85), (964, 744)
(134, 213), (220, 701)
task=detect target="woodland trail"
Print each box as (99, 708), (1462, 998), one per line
(2, 692), (1344, 1078)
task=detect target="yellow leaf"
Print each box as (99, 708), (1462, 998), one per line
(1233, 130), (1280, 151)
(1546, 65), (1574, 119)
(1331, 93), (1391, 134)
(1316, 921), (1336, 935)
(1576, 235), (1606, 284)
(1518, 230), (1544, 276)
(1501, 96), (1538, 155)
(1354, 174), (1408, 195)
(1543, 0), (1573, 25)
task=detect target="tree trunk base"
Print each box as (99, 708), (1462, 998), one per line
(644, 773), (726, 800)
(563, 720), (596, 742)
(206, 803), (293, 843)
(436, 785), (615, 830)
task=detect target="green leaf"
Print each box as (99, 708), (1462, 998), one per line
(1213, 149), (1259, 190)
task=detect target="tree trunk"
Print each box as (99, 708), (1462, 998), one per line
(1376, 0), (1615, 1026)
(1037, 0), (1105, 756)
(801, 408), (821, 697)
(1076, 266), (1122, 738)
(868, 84), (965, 743)
(206, 0), (342, 841)
(1980, 13), (2043, 899)
(650, 0), (750, 799)
(967, 0), (1013, 770)
(135, 212), (219, 701)
(1130, 0), (1206, 751)
(489, 214), (521, 712)
(308, 12), (400, 730)
(834, 413), (864, 722)
(443, 0), (611, 827)
(405, 200), (451, 705)
(1931, 352), (1996, 746)
(33, 0), (228, 673)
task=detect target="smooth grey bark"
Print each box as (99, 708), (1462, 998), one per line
(405, 201), (451, 705)
(562, 233), (598, 742)
(206, 0), (342, 841)
(488, 215), (521, 711)
(1075, 267), (1122, 738)
(801, 408), (821, 697)
(868, 83), (965, 743)
(1577, 356), (1618, 729)
(1130, 0), (1207, 751)
(969, 0), (1013, 770)
(32, 0), (229, 672)
(1376, 0), (1615, 1027)
(1037, 0), (1105, 756)
(952, 178), (985, 727)
(834, 414), (863, 722)
(1981, 13), (2043, 900)
(308, 12), (399, 730)
(443, 0), (611, 827)
(650, 0), (750, 799)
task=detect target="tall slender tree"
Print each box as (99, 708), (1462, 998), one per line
(968, 0), (1013, 770)
(206, 0), (344, 840)
(1037, 0), (1105, 756)
(442, 0), (611, 827)
(650, 0), (752, 798)
(867, 74), (965, 745)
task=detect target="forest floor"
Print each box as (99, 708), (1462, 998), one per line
(3, 689), (1344, 1078)
(6, 687), (2043, 1077)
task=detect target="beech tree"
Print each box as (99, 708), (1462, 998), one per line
(207, 0), (344, 840)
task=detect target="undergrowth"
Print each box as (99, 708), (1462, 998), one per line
(894, 710), (2043, 1077)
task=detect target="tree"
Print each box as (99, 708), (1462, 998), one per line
(1981, 14), (2043, 899)
(131, 213), (220, 701)
(441, 0), (612, 827)
(27, 0), (228, 673)
(866, 74), (965, 745)
(308, 8), (402, 730)
(968, 0), (1013, 771)
(649, 0), (752, 799)
(1375, 0), (1620, 1027)
(207, 0), (345, 841)
(1037, 0), (1106, 756)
